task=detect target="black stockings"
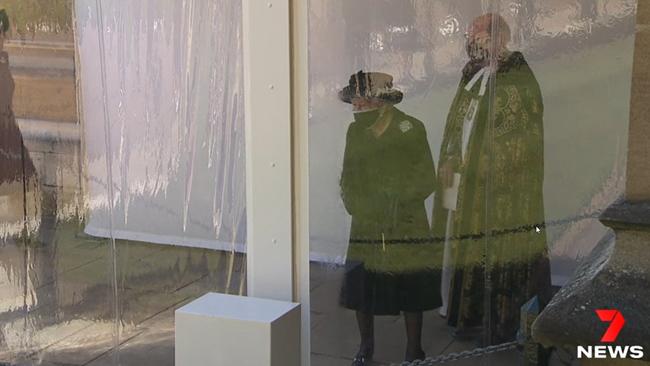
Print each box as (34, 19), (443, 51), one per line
(354, 311), (425, 362)
(404, 311), (425, 361)
(355, 311), (375, 358)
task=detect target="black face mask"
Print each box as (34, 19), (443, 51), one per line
(353, 109), (381, 125)
(466, 40), (489, 63)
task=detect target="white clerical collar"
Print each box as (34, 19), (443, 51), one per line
(464, 66), (492, 97)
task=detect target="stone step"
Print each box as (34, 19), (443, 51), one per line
(11, 73), (77, 123)
(5, 41), (77, 123)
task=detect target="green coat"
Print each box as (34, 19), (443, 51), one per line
(432, 52), (552, 342)
(341, 107), (440, 273)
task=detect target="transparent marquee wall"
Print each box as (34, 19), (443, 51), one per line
(308, 0), (636, 364)
(0, 0), (643, 365)
(0, 1), (246, 365)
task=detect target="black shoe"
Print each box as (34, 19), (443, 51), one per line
(405, 350), (426, 362)
(351, 350), (373, 366)
(351, 355), (371, 366)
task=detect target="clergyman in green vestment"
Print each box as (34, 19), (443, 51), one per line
(432, 14), (552, 344)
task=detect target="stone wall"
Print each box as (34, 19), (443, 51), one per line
(7, 42), (77, 123)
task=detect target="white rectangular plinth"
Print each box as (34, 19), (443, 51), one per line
(175, 293), (300, 366)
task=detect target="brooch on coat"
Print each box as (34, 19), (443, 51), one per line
(399, 120), (413, 133)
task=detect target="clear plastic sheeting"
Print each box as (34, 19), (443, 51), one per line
(308, 0), (636, 364)
(76, 0), (246, 252)
(0, 1), (114, 364)
(1, 1), (246, 365)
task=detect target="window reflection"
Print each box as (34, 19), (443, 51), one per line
(0, 8), (37, 236)
(0, 2), (247, 365)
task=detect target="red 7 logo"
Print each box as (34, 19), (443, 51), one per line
(596, 309), (625, 343)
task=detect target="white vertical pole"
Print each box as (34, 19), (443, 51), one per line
(290, 0), (311, 364)
(242, 0), (293, 301)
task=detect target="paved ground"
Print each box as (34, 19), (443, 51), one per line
(0, 221), (246, 366)
(0, 226), (571, 366)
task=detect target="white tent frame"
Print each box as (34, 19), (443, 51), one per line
(242, 0), (310, 364)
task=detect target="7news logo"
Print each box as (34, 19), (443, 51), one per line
(577, 309), (644, 359)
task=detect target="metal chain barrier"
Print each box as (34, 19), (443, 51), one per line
(370, 210), (603, 366)
(394, 341), (520, 365)
(350, 210), (603, 245)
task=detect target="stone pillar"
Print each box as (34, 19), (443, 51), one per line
(626, 1), (650, 201)
(532, 2), (650, 364)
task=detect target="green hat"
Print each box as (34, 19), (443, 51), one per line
(0, 9), (9, 34)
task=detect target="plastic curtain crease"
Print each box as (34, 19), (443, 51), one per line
(76, 0), (246, 253)
(308, 0), (635, 364)
(1, 0), (246, 365)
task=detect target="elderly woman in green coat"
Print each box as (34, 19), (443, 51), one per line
(338, 71), (442, 365)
